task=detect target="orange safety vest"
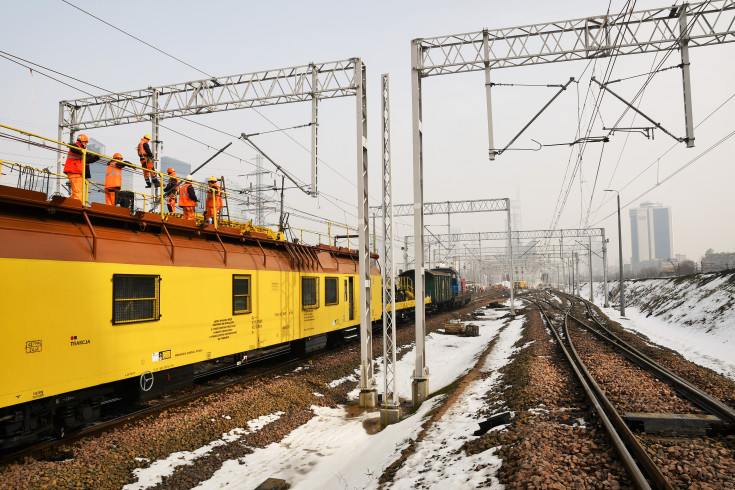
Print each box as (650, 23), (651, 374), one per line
(63, 142), (85, 175)
(178, 182), (197, 207)
(137, 138), (152, 165)
(206, 183), (223, 208)
(105, 162), (122, 189)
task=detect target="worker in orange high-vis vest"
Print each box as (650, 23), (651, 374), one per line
(204, 176), (223, 224)
(178, 174), (199, 220)
(63, 133), (100, 202)
(104, 153), (125, 206)
(162, 167), (179, 213)
(137, 134), (158, 188)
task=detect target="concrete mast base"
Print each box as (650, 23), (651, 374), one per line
(412, 378), (429, 407)
(359, 389), (377, 408)
(380, 406), (402, 426)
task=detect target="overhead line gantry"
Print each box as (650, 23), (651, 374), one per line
(409, 5), (735, 406)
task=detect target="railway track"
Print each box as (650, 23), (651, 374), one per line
(531, 290), (735, 489)
(1, 292), (501, 467)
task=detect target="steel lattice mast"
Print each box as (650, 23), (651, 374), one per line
(380, 74), (400, 424)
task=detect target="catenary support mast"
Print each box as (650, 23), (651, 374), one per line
(380, 74), (400, 424)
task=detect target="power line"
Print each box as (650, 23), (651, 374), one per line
(592, 129), (735, 226)
(587, 87), (735, 224)
(60, 0), (363, 194)
(0, 50), (365, 228)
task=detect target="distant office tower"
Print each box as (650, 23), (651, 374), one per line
(160, 156), (191, 180)
(629, 202), (673, 264)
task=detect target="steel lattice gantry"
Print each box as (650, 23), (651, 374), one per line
(380, 198), (514, 406)
(370, 197), (516, 312)
(408, 227), (609, 305)
(58, 58), (375, 397)
(370, 198), (509, 217)
(57, 58), (364, 197)
(405, 227), (605, 242)
(414, 0), (735, 154)
(408, 5), (735, 393)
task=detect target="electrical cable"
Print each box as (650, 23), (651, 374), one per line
(0, 51), (366, 229)
(592, 128), (735, 226)
(60, 0), (365, 195)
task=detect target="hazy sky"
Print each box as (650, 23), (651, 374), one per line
(1, 0), (733, 268)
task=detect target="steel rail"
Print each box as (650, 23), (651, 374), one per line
(532, 293), (668, 489)
(571, 296), (735, 424)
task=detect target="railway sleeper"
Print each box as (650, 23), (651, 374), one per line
(623, 412), (724, 436)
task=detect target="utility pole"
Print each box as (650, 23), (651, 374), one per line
(588, 236), (594, 303)
(605, 189), (625, 317)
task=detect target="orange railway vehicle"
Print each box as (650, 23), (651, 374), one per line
(0, 185), (383, 449)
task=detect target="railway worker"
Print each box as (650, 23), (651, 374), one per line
(203, 176), (223, 224)
(63, 133), (100, 202)
(104, 153), (125, 206)
(137, 134), (158, 188)
(178, 174), (198, 220)
(162, 167), (179, 213)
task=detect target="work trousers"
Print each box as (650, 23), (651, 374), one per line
(204, 205), (221, 223)
(182, 206), (196, 220)
(167, 194), (177, 213)
(105, 188), (119, 206)
(67, 173), (85, 202)
(142, 160), (154, 180)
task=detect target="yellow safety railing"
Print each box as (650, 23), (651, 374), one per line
(0, 123), (235, 222)
(289, 221), (358, 249)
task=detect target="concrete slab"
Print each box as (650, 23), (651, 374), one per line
(624, 412), (722, 435)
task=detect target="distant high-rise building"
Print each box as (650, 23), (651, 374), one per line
(161, 156), (191, 179)
(629, 202), (673, 265)
(85, 138), (133, 205)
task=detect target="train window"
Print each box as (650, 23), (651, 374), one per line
(302, 277), (319, 310)
(232, 274), (252, 315)
(325, 277), (338, 305)
(112, 274), (161, 325)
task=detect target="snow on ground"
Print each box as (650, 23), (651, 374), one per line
(122, 412), (284, 490)
(188, 307), (523, 489)
(389, 314), (525, 490)
(578, 273), (735, 380)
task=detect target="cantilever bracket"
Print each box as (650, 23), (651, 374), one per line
(603, 126), (655, 140)
(591, 77), (686, 144)
(490, 77), (575, 157)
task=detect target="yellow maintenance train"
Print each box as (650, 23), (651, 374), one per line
(0, 185), (424, 448)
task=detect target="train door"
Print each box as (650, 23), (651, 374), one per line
(348, 276), (355, 321)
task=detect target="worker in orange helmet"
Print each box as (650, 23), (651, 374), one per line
(203, 176), (223, 225)
(104, 153), (126, 206)
(63, 134), (100, 202)
(178, 174), (199, 220)
(137, 133), (158, 188)
(162, 167), (179, 213)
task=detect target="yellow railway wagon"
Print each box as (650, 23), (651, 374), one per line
(0, 186), (383, 448)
